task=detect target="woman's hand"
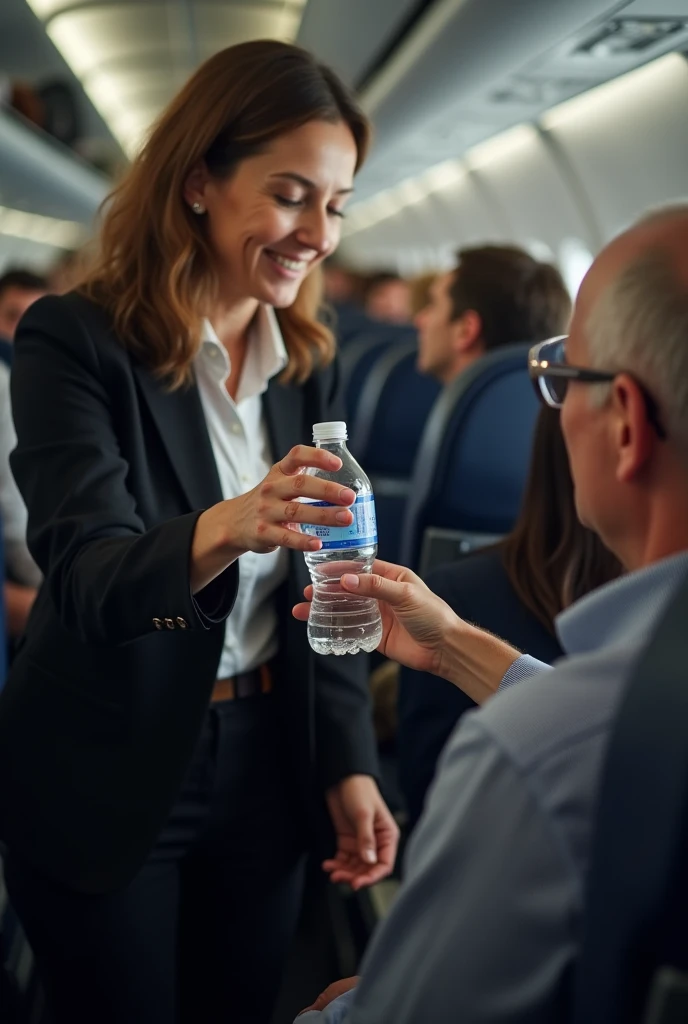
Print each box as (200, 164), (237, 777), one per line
(294, 559), (458, 677)
(190, 445), (355, 592)
(297, 977), (359, 1016)
(324, 775), (399, 891)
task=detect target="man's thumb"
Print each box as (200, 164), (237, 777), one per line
(341, 573), (403, 608)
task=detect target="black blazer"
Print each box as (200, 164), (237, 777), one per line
(0, 293), (377, 894)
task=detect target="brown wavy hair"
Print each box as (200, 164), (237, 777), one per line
(501, 407), (622, 632)
(79, 40), (371, 389)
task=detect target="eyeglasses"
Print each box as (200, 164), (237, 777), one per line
(528, 336), (666, 440)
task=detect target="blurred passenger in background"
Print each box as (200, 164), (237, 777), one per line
(0, 269), (46, 642)
(0, 41), (396, 1024)
(322, 257), (372, 345)
(398, 406), (622, 828)
(322, 257), (361, 306)
(0, 269), (47, 365)
(416, 245), (571, 385)
(363, 272), (412, 324)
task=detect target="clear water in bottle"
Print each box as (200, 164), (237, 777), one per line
(301, 421), (383, 656)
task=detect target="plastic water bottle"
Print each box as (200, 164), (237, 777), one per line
(301, 421), (383, 656)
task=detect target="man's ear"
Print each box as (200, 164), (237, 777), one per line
(612, 373), (656, 483)
(450, 310), (483, 355)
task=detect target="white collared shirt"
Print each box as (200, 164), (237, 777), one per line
(195, 305), (289, 677)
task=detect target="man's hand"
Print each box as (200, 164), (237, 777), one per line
(325, 775), (399, 890)
(294, 560), (458, 676)
(298, 977), (359, 1015)
(294, 559), (521, 705)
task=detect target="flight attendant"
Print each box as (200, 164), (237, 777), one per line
(0, 40), (398, 1024)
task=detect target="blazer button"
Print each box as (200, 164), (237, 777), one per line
(164, 618), (175, 630)
(153, 617), (163, 630)
(176, 617), (188, 629)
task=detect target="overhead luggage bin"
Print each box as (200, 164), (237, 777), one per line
(0, 107), (108, 224)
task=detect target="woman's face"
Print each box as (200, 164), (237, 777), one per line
(186, 119), (358, 308)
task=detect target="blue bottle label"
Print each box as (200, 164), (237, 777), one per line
(301, 493), (378, 550)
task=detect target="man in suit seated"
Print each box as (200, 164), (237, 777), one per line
(415, 244), (571, 385)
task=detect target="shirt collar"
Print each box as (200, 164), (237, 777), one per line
(556, 550), (688, 656)
(199, 305), (288, 403)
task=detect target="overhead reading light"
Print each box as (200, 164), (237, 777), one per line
(574, 18), (686, 58)
(24, 0), (309, 156)
(0, 205), (87, 248)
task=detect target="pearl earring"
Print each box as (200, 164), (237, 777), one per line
(192, 201), (205, 214)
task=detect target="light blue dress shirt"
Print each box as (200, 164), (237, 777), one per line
(298, 552), (688, 1024)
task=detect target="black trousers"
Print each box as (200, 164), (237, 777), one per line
(4, 694), (306, 1024)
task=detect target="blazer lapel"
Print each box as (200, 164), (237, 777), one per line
(263, 376), (306, 460)
(134, 365), (223, 512)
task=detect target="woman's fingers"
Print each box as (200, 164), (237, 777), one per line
(281, 500), (353, 528)
(278, 444), (341, 476)
(255, 524), (322, 554)
(270, 474), (356, 507)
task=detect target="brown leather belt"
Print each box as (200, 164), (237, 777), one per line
(211, 663), (273, 703)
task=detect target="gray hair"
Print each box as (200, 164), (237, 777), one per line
(586, 211), (688, 457)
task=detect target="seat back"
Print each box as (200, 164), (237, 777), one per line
(341, 326), (416, 428)
(350, 343), (441, 564)
(400, 344), (538, 571)
(573, 571), (688, 1024)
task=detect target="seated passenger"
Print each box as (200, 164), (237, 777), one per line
(363, 272), (412, 324)
(0, 269), (47, 368)
(322, 257), (373, 345)
(293, 204), (688, 1022)
(398, 406), (621, 829)
(416, 244), (571, 385)
(0, 270), (46, 640)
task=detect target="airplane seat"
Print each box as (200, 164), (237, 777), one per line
(573, 570), (688, 1024)
(341, 325), (415, 427)
(400, 343), (538, 575)
(330, 302), (378, 347)
(351, 342), (441, 564)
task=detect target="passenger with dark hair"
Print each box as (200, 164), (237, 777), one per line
(0, 268), (47, 365)
(398, 406), (622, 828)
(0, 41), (397, 1024)
(322, 257), (372, 344)
(416, 244), (571, 384)
(363, 271), (412, 324)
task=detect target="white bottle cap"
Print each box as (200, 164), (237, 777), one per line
(312, 421), (347, 441)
